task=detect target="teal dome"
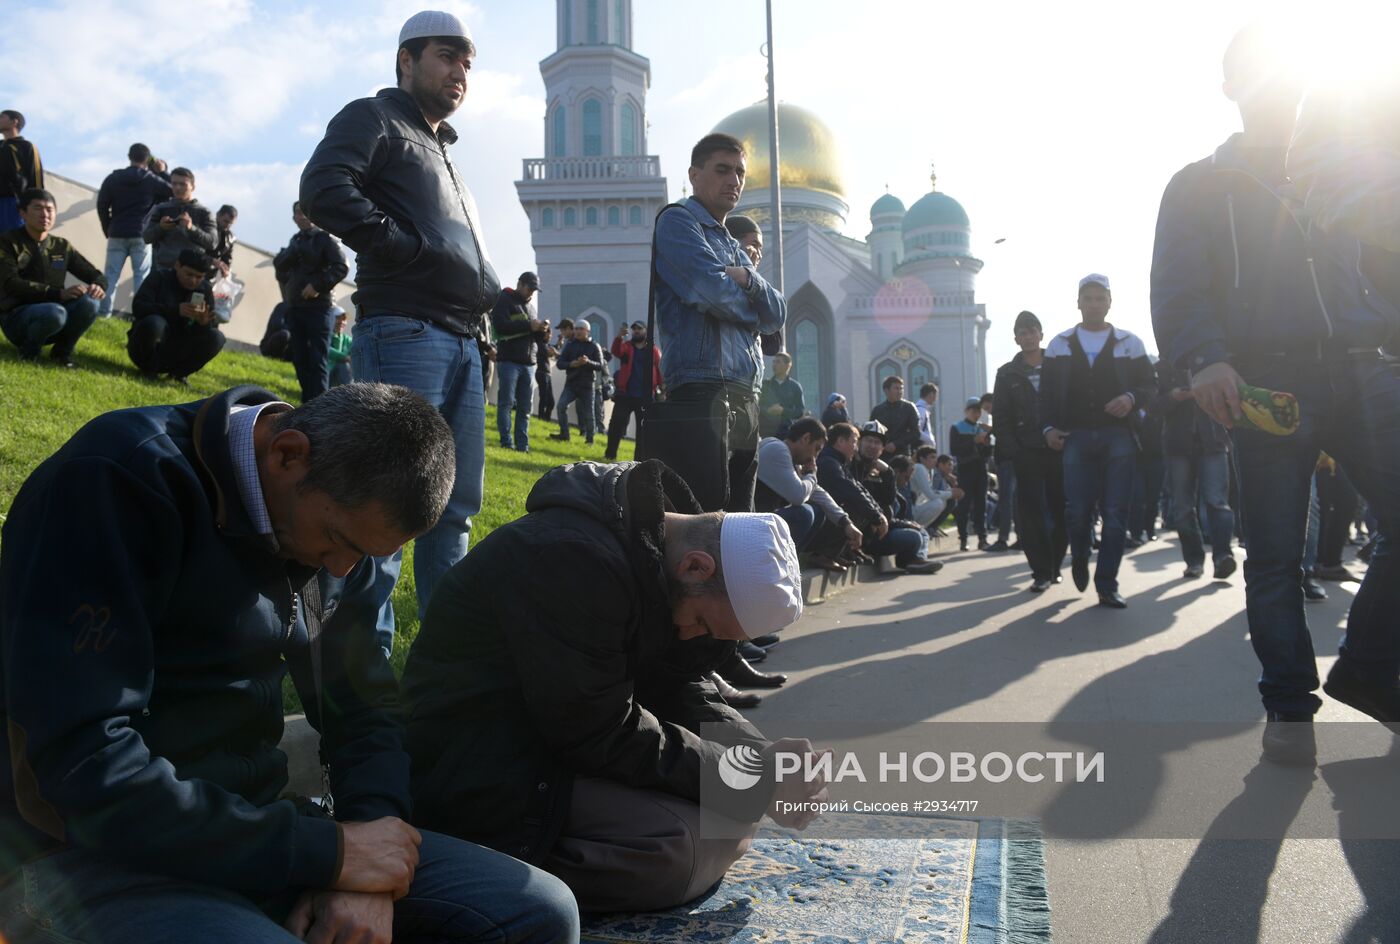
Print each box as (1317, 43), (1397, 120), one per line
(901, 191), (969, 232)
(870, 193), (905, 217)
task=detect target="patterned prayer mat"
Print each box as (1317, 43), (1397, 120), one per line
(582, 816), (1051, 944)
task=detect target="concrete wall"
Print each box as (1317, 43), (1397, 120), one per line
(46, 171), (355, 350)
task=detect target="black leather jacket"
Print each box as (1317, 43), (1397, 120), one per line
(273, 228), (348, 310)
(300, 88), (500, 334)
(991, 351), (1048, 461)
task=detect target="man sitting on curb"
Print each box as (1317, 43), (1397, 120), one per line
(0, 187), (106, 366)
(850, 420), (943, 575)
(0, 383), (580, 944)
(402, 460), (829, 913)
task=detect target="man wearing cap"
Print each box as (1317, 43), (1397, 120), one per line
(1042, 274), (1155, 608)
(491, 271), (547, 452)
(273, 201), (350, 403)
(993, 310), (1067, 592)
(402, 460), (829, 912)
(604, 319), (663, 460)
(1152, 27), (1400, 761)
(127, 248), (225, 383)
(302, 11), (502, 649)
(850, 420), (942, 574)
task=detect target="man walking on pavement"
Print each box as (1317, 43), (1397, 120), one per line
(1152, 25), (1400, 763)
(1041, 274), (1156, 609)
(301, 9), (501, 651)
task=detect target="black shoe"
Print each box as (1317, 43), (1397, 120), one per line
(602, 453), (617, 461)
(500, 440), (513, 449)
(49, 348), (76, 368)
(1324, 659), (1400, 726)
(1097, 591), (1127, 609)
(547, 432), (570, 441)
(1053, 573), (1063, 584)
(986, 540), (1009, 552)
(585, 438), (594, 444)
(847, 549), (876, 565)
(959, 538), (968, 552)
(736, 641), (768, 663)
(515, 445), (530, 453)
(1213, 556), (1238, 581)
(902, 559), (943, 575)
(750, 634), (781, 650)
(710, 672), (762, 708)
(170, 375), (190, 387)
(977, 538), (991, 551)
(1008, 540), (1023, 551)
(1358, 535), (1378, 564)
(1303, 577), (1328, 602)
(809, 554), (849, 573)
(718, 653), (787, 689)
(1262, 710), (1316, 766)
(1071, 557), (1090, 592)
(1146, 531), (1158, 542)
(1183, 564), (1205, 580)
(1125, 536), (1144, 550)
(1315, 563), (1359, 582)
(17, 345), (39, 361)
(1030, 578), (1052, 593)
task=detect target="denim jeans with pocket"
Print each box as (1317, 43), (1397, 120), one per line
(1168, 452), (1234, 567)
(496, 360), (533, 448)
(1063, 425), (1137, 593)
(101, 236), (151, 315)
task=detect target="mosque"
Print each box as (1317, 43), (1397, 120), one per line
(517, 0), (989, 433)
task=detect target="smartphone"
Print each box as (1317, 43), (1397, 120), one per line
(190, 292), (206, 311)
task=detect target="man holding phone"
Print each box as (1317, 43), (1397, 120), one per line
(141, 167), (218, 272)
(127, 248), (225, 383)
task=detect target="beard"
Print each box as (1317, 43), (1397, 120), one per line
(411, 73), (462, 120)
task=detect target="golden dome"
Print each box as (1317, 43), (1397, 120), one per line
(710, 102), (846, 199)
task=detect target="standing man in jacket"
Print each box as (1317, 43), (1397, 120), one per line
(604, 320), (663, 460)
(1042, 274), (1156, 608)
(301, 10), (502, 646)
(141, 167), (218, 272)
(0, 188), (105, 366)
(1151, 26), (1400, 761)
(96, 143), (171, 316)
(870, 375), (921, 457)
(654, 133), (787, 512)
(402, 461), (823, 912)
(993, 310), (1067, 592)
(1158, 365), (1235, 580)
(548, 319), (604, 443)
(948, 398), (992, 551)
(914, 382), (940, 450)
(0, 383), (579, 944)
(491, 271), (545, 452)
(273, 202), (351, 402)
(758, 351), (805, 438)
(0, 110), (42, 231)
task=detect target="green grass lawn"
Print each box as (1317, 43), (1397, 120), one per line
(0, 317), (633, 706)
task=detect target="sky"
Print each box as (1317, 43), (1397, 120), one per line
(7, 0), (1390, 371)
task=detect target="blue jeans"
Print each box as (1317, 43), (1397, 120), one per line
(867, 524), (928, 566)
(101, 236), (151, 315)
(286, 305), (335, 402)
(329, 359), (352, 387)
(775, 503), (818, 550)
(0, 830), (579, 944)
(1234, 355), (1400, 714)
(2, 296), (100, 358)
(1063, 426), (1137, 593)
(1303, 474), (1321, 573)
(555, 386), (594, 439)
(496, 360), (534, 449)
(994, 458), (1018, 541)
(352, 314), (486, 649)
(1168, 453), (1234, 568)
(0, 197), (18, 231)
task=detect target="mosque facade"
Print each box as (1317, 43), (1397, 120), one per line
(518, 0), (989, 436)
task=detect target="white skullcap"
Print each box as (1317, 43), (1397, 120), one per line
(399, 10), (473, 46)
(1078, 272), (1111, 291)
(720, 513), (803, 637)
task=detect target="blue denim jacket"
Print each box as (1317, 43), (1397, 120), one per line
(653, 198), (786, 394)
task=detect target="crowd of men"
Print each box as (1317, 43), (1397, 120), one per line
(1, 11), (1398, 944)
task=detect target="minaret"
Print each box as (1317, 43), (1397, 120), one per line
(515, 0), (668, 338)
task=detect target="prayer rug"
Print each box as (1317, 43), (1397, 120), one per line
(581, 816), (1051, 944)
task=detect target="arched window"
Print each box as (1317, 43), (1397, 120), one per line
(551, 105), (566, 158)
(874, 359), (901, 405)
(564, 207), (577, 227)
(587, 0), (599, 43)
(585, 206), (599, 226)
(541, 207), (555, 228)
(909, 359), (937, 392)
(629, 205), (643, 225)
(792, 321), (822, 411)
(607, 205), (621, 226)
(582, 311), (610, 342)
(582, 99), (602, 157)
(620, 102), (637, 156)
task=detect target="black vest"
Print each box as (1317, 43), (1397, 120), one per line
(1064, 329), (1123, 431)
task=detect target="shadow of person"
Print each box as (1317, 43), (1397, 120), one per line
(1145, 756), (1317, 944)
(1319, 742), (1400, 943)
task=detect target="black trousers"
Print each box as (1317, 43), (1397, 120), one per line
(535, 370), (555, 419)
(605, 394), (647, 459)
(285, 303), (335, 402)
(954, 459), (988, 540)
(1013, 448), (1068, 581)
(260, 304), (292, 360)
(1317, 466), (1360, 568)
(663, 382), (759, 512)
(128, 316), (225, 378)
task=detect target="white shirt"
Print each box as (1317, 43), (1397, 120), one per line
(1076, 325), (1111, 366)
(915, 398), (937, 449)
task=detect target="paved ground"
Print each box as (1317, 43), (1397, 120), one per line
(749, 534), (1399, 944)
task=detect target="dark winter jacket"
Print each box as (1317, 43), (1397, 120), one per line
(1151, 133), (1400, 373)
(0, 387), (405, 892)
(0, 137), (42, 198)
(141, 198), (219, 270)
(816, 445), (884, 530)
(132, 266), (217, 328)
(949, 420), (991, 469)
(869, 398), (921, 456)
(821, 406), (850, 428)
(560, 338), (604, 394)
(759, 376), (805, 437)
(850, 455), (899, 521)
(1040, 325), (1156, 438)
(401, 460), (767, 863)
(301, 87), (501, 334)
(991, 352), (1048, 461)
(490, 287), (536, 365)
(1156, 366), (1230, 456)
(97, 166), (172, 239)
(273, 227), (348, 310)
(0, 227), (106, 313)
